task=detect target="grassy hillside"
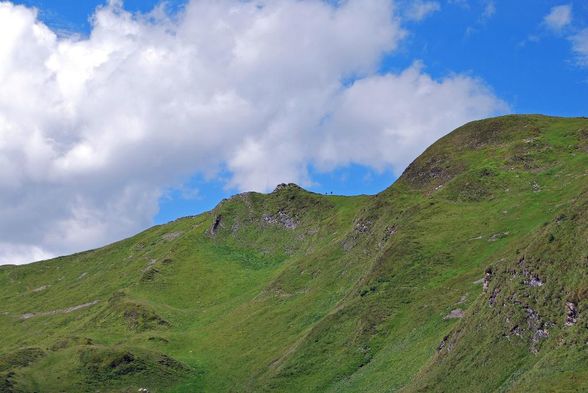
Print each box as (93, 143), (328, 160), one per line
(0, 115), (586, 392)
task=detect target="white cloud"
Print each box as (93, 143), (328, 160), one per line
(0, 0), (506, 264)
(404, 1), (440, 22)
(571, 28), (588, 66)
(544, 4), (572, 32)
(314, 63), (508, 172)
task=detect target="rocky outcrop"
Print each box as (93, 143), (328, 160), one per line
(262, 210), (298, 229)
(272, 183), (304, 193)
(565, 301), (578, 326)
(209, 215), (223, 236)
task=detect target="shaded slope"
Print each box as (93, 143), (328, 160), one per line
(0, 114), (586, 392)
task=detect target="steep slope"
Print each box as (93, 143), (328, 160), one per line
(0, 114), (586, 392)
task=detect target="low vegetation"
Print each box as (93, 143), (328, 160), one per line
(0, 115), (586, 392)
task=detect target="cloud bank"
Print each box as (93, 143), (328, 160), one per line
(0, 0), (507, 264)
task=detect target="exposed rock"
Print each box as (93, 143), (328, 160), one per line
(161, 231), (182, 241)
(341, 219), (374, 252)
(488, 288), (500, 306)
(525, 306), (539, 327)
(209, 215), (223, 236)
(354, 219), (372, 234)
(521, 306), (551, 353)
(565, 301), (578, 326)
(525, 276), (544, 287)
(272, 183), (303, 193)
(531, 328), (549, 353)
(383, 225), (397, 241)
(31, 285), (48, 293)
(488, 232), (509, 242)
(273, 183), (290, 192)
(555, 213), (567, 224)
(262, 210), (298, 229)
(483, 268), (492, 291)
(509, 325), (523, 337)
(437, 335), (450, 351)
(444, 309), (465, 320)
(517, 257), (544, 287)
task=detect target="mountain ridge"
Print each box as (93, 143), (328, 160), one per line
(0, 114), (587, 392)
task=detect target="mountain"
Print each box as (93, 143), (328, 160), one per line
(0, 114), (587, 393)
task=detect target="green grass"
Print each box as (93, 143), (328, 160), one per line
(0, 115), (586, 392)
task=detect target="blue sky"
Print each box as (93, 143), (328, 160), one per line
(12, 0), (587, 223)
(1, 0), (587, 263)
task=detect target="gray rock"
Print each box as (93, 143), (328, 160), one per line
(565, 301), (578, 326)
(444, 309), (465, 320)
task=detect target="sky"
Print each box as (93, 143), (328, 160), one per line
(0, 0), (586, 265)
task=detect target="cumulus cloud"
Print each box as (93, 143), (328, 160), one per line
(314, 63), (508, 172)
(543, 4), (572, 32)
(404, 1), (440, 22)
(0, 0), (506, 264)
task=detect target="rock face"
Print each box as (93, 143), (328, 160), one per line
(273, 183), (304, 193)
(209, 215), (223, 236)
